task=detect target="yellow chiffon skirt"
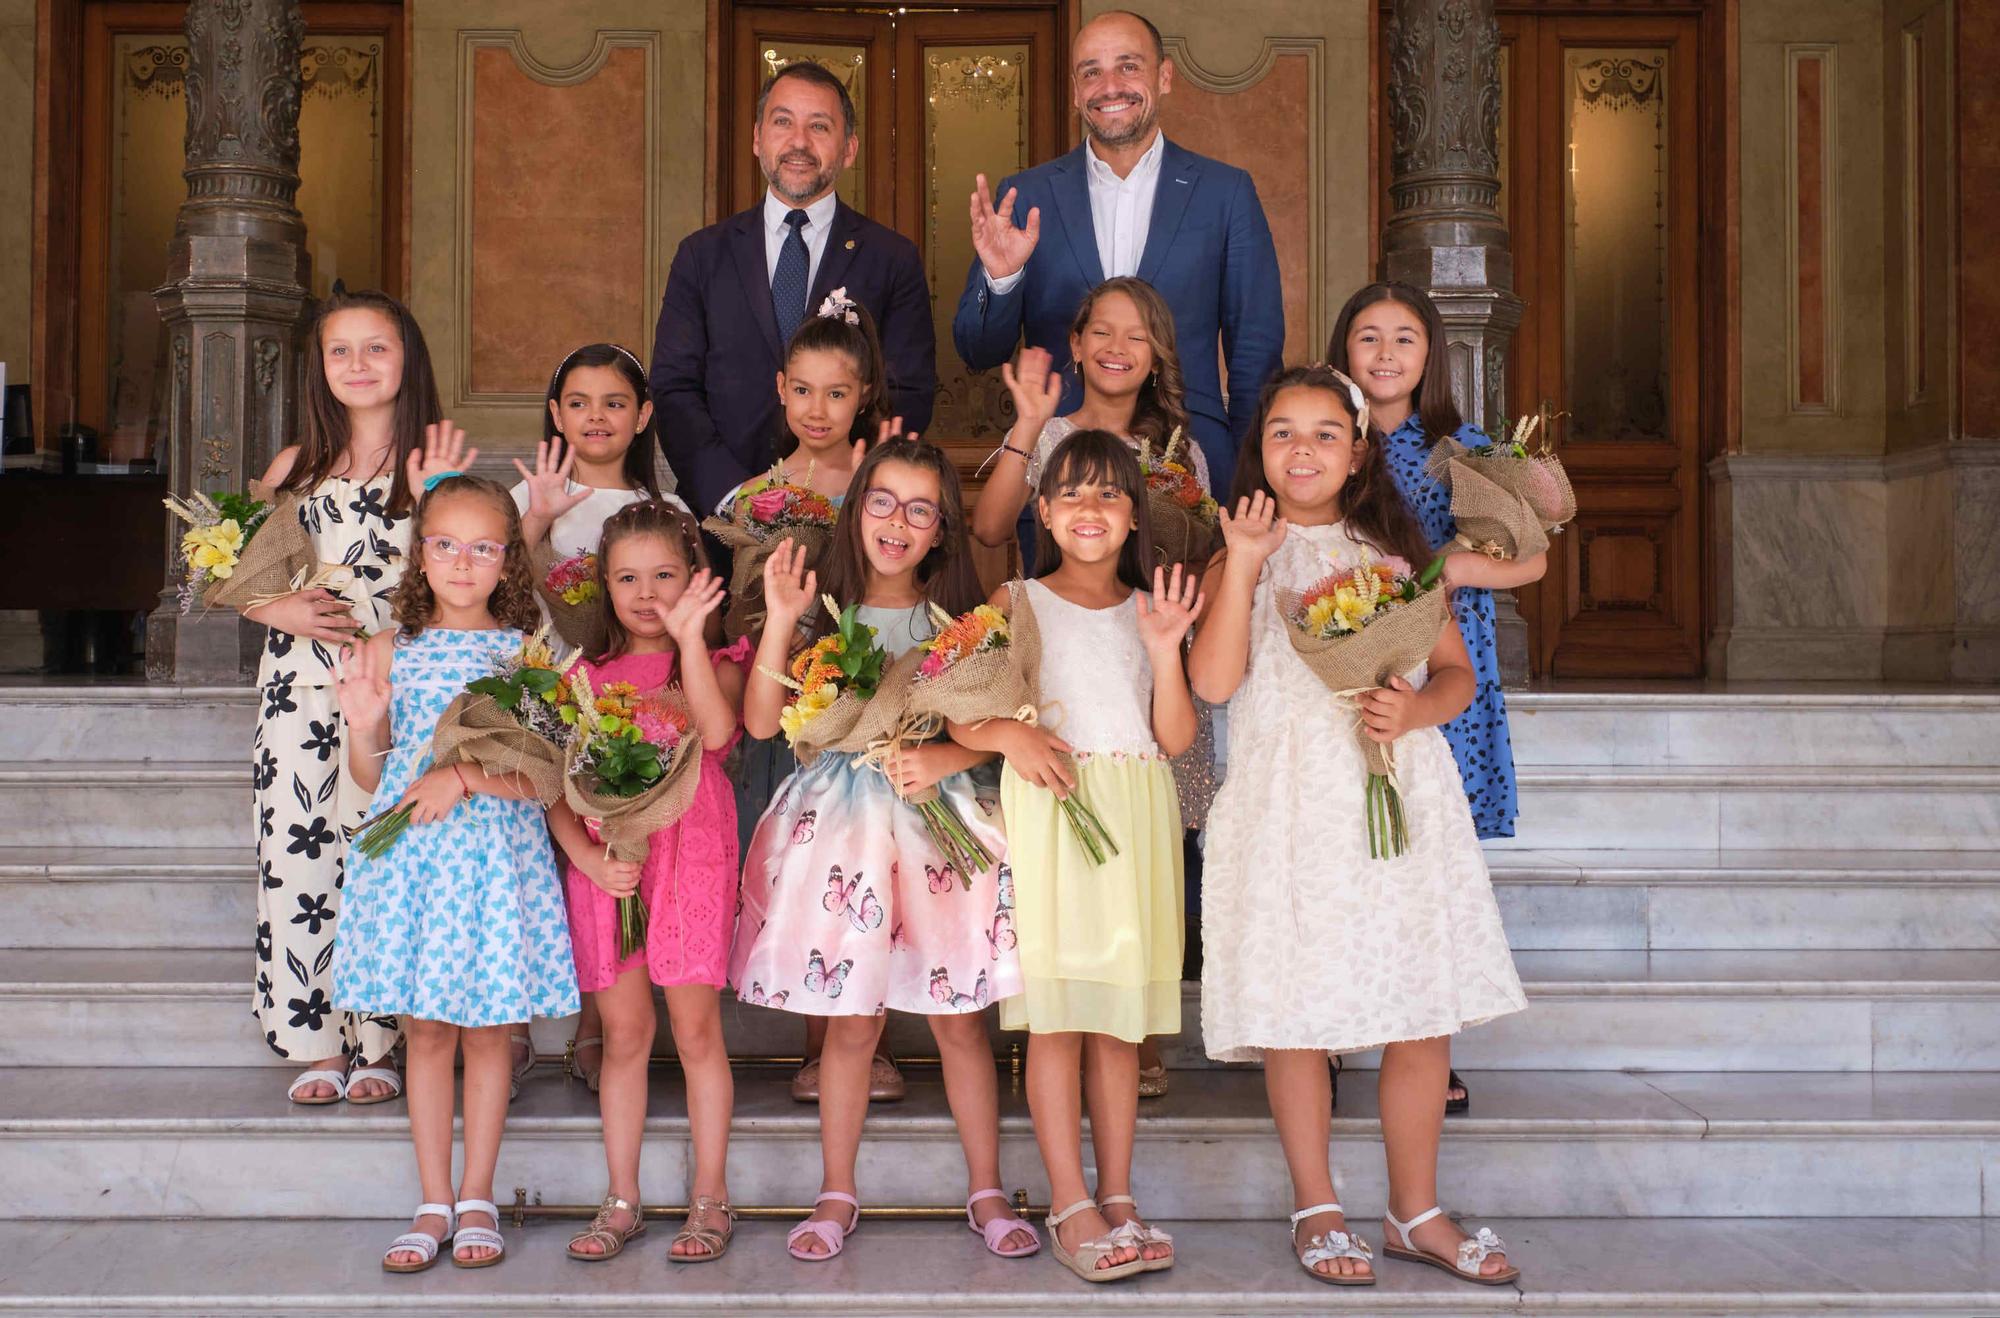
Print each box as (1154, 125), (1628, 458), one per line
(998, 756), (1183, 1042)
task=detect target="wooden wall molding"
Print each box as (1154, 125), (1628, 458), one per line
(1784, 42), (1835, 415)
(451, 28), (663, 407)
(1159, 34), (1325, 351)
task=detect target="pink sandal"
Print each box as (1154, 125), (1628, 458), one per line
(786, 1191), (860, 1261)
(966, 1188), (1040, 1258)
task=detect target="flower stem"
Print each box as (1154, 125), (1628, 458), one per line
(617, 891), (648, 960)
(353, 802), (416, 859)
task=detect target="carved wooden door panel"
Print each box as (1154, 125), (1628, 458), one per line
(1504, 13), (1705, 676)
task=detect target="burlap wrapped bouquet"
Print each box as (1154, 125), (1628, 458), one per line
(429, 690), (569, 808)
(702, 474), (839, 641)
(203, 491), (328, 612)
(1276, 563), (1452, 857)
(1137, 430), (1221, 569)
(562, 678), (705, 865)
(528, 539), (610, 658)
(1423, 424), (1578, 562)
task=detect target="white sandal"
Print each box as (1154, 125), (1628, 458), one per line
(451, 1197), (506, 1268)
(1046, 1199), (1147, 1284)
(1289, 1201), (1375, 1286)
(1382, 1205), (1518, 1285)
(286, 1066), (348, 1106)
(345, 1066), (402, 1106)
(1097, 1194), (1173, 1272)
(382, 1202), (454, 1274)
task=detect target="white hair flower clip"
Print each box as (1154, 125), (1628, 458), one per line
(817, 287), (860, 326)
(1327, 366), (1371, 436)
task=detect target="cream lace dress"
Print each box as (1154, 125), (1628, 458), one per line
(1198, 522), (1526, 1061)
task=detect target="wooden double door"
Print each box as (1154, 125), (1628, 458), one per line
(1498, 11), (1706, 677)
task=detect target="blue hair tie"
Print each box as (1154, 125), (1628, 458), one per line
(422, 470), (465, 493)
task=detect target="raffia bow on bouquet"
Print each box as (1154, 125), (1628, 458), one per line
(701, 467), (839, 641)
(1277, 557), (1449, 859)
(1422, 413), (1578, 561)
(564, 670), (707, 957)
(904, 584), (1118, 866)
(353, 625), (578, 859)
(1136, 427), (1221, 569)
(762, 596), (994, 879)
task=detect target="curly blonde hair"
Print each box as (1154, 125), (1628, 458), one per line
(391, 475), (541, 637)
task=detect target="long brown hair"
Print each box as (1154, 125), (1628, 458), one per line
(1325, 281), (1463, 447)
(390, 475), (540, 637)
(283, 288), (443, 516)
(1069, 276), (1188, 448)
(544, 343), (664, 498)
(1033, 428), (1155, 591)
(1230, 364), (1433, 569)
(593, 500), (712, 660)
(802, 438), (983, 645)
(777, 300), (891, 460)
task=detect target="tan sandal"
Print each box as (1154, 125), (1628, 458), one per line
(1382, 1205), (1519, 1285)
(668, 1194), (735, 1263)
(566, 1194), (646, 1262)
(1046, 1199), (1147, 1284)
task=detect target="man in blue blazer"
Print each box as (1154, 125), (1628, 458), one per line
(650, 63), (935, 515)
(952, 10), (1282, 496)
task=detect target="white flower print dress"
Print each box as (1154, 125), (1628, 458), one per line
(251, 474), (406, 1064)
(1199, 522), (1527, 1061)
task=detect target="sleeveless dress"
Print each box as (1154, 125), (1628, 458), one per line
(562, 639), (753, 991)
(1199, 522), (1526, 1061)
(251, 473), (407, 1065)
(332, 628), (581, 1026)
(1382, 416), (1520, 840)
(998, 580), (1184, 1042)
(728, 604), (1022, 1017)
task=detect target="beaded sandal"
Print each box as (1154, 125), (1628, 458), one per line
(566, 1194), (645, 1262)
(381, 1202), (453, 1274)
(450, 1197), (506, 1269)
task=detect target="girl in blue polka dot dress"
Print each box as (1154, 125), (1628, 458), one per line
(1329, 284), (1549, 1113)
(333, 474), (581, 1273)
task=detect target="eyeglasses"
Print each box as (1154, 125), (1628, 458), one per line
(859, 487), (940, 530)
(421, 535), (506, 566)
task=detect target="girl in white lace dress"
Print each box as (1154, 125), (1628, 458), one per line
(1189, 366), (1526, 1289)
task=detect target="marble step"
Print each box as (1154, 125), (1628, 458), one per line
(3, 1216), (1995, 1317)
(10, 682), (1996, 771)
(2, 1067), (1996, 1220)
(10, 846), (2000, 952)
(0, 683), (255, 761)
(1500, 764), (2000, 851)
(1503, 688), (2000, 769)
(5, 948), (1999, 1072)
(0, 764), (247, 847)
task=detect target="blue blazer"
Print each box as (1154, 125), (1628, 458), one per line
(951, 139), (1283, 493)
(650, 199), (936, 515)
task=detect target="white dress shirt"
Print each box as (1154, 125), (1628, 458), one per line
(763, 189), (840, 293)
(987, 131), (1166, 295)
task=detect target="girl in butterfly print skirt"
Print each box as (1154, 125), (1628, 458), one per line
(544, 502), (752, 1265)
(235, 288), (461, 1107)
(729, 440), (1037, 1263)
(331, 476), (580, 1273)
(949, 429), (1204, 1283)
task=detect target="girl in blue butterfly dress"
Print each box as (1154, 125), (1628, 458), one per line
(332, 474), (579, 1273)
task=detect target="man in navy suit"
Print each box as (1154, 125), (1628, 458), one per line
(650, 63), (935, 514)
(953, 10), (1282, 497)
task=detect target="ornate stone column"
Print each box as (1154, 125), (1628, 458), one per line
(144, 0), (313, 682)
(1382, 0), (1530, 685)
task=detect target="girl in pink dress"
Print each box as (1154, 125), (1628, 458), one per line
(546, 501), (752, 1266)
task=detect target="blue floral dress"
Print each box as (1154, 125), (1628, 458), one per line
(1382, 417), (1520, 840)
(333, 627), (581, 1026)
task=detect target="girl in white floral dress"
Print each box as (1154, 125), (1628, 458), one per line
(1190, 365), (1526, 1290)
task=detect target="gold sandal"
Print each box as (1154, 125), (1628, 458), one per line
(566, 1194), (646, 1262)
(669, 1194), (735, 1263)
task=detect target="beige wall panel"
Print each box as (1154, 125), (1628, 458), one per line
(1881, 0), (1952, 455)
(0, 0), (34, 387)
(1739, 0), (1886, 455)
(409, 0), (707, 454)
(1091, 0), (1372, 359)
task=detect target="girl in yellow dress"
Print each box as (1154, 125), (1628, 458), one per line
(949, 429), (1204, 1284)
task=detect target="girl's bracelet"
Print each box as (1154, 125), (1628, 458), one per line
(451, 764), (472, 801)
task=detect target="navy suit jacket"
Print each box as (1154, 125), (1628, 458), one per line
(951, 139), (1283, 493)
(650, 198), (936, 514)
